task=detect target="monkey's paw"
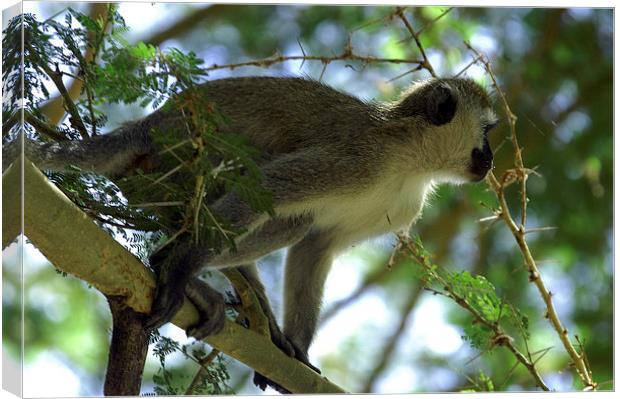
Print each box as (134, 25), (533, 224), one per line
(287, 340), (321, 374)
(184, 278), (226, 339)
(266, 321), (296, 358)
(253, 360), (321, 394)
(253, 339), (321, 393)
(253, 373), (291, 394)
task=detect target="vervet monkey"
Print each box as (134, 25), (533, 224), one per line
(4, 76), (497, 392)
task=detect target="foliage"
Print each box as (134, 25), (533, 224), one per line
(2, 6), (273, 256)
(408, 237), (529, 353)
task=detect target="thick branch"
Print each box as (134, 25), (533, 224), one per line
(2, 159), (345, 394)
(2, 161), (21, 248)
(143, 5), (229, 47)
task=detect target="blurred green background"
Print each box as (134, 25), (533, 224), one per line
(2, 2), (613, 395)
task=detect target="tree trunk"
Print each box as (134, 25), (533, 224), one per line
(103, 296), (149, 396)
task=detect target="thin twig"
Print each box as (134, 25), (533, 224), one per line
(396, 7), (454, 43)
(453, 55), (484, 78)
(524, 226), (558, 235)
(387, 66), (423, 83)
(395, 7), (437, 77)
(205, 52), (424, 73)
(201, 203), (235, 242)
(26, 42), (89, 139)
(185, 349), (221, 395)
(350, 7), (406, 33)
(464, 42), (596, 390)
(128, 201), (184, 208)
(416, 7), (454, 36)
(148, 163), (187, 186)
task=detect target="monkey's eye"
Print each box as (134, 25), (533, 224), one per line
(483, 120), (499, 135)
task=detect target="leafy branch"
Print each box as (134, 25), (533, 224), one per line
(399, 235), (549, 390)
(150, 332), (231, 395)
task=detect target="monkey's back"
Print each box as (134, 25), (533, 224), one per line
(197, 77), (381, 154)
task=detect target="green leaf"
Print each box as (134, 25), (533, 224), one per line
(129, 41), (156, 59)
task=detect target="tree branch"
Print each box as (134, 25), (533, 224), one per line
(2, 159), (346, 394)
(143, 5), (230, 47)
(204, 52), (424, 74)
(2, 159), (21, 249)
(2, 110), (69, 141)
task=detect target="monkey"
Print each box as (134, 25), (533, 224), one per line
(3, 76), (497, 392)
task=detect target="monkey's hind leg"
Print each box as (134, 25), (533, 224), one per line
(251, 229), (332, 394)
(184, 277), (226, 339)
(145, 215), (313, 336)
(144, 236), (210, 333)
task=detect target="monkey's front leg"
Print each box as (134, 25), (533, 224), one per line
(282, 229), (334, 369)
(145, 257), (227, 339)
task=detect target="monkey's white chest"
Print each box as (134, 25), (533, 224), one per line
(313, 175), (433, 247)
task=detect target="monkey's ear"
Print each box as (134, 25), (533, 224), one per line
(427, 83), (457, 126)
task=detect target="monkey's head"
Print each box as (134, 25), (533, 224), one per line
(392, 78), (498, 183)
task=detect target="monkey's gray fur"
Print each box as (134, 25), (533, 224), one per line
(4, 76), (497, 392)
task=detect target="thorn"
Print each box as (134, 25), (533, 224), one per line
(477, 215), (499, 223)
(318, 62), (328, 82)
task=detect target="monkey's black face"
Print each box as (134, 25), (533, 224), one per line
(469, 137), (493, 181)
(468, 121), (497, 181)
